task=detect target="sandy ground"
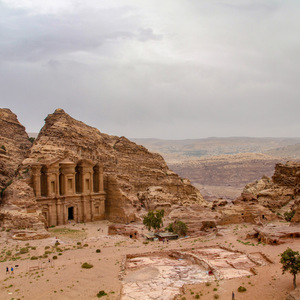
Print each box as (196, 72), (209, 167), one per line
(0, 221), (299, 300)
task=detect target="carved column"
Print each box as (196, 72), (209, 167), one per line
(81, 200), (86, 222)
(81, 171), (86, 195)
(49, 204), (57, 226)
(90, 199), (94, 221)
(55, 172), (59, 197)
(56, 200), (63, 225)
(31, 164), (42, 197)
(46, 171), (51, 197)
(99, 166), (104, 192)
(90, 171), (94, 194)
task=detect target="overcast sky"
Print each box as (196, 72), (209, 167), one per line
(0, 0), (299, 139)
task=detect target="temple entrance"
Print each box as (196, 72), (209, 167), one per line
(68, 207), (74, 220)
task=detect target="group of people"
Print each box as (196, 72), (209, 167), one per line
(6, 266), (14, 274)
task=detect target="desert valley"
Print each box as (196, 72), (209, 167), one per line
(1, 108), (300, 300)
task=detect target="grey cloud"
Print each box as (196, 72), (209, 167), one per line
(0, 0), (299, 139)
(0, 4), (161, 62)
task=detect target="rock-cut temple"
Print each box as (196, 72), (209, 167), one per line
(30, 159), (106, 227)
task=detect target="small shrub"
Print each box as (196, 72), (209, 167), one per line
(195, 294), (200, 299)
(213, 288), (217, 291)
(77, 242), (81, 245)
(284, 211), (295, 222)
(205, 282), (211, 286)
(81, 262), (93, 269)
(97, 290), (107, 298)
(19, 247), (29, 254)
(45, 246), (50, 250)
(31, 256), (39, 260)
(1, 145), (6, 151)
(83, 244), (88, 247)
(53, 256), (58, 260)
(238, 286), (247, 292)
(214, 294), (219, 299)
(96, 249), (101, 253)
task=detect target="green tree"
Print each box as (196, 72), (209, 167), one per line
(143, 209), (164, 231)
(173, 220), (188, 236)
(280, 248), (300, 288)
(166, 220), (188, 236)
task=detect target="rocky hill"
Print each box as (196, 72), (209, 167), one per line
(237, 161), (300, 223)
(22, 109), (205, 223)
(0, 109), (32, 192)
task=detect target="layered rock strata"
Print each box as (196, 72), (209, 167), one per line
(0, 109), (32, 191)
(23, 109), (205, 223)
(235, 161), (300, 223)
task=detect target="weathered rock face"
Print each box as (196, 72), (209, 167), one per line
(239, 162), (300, 211)
(0, 109), (32, 192)
(167, 205), (220, 236)
(0, 180), (47, 229)
(24, 109), (205, 223)
(235, 162), (300, 224)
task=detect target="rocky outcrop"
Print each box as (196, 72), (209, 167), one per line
(167, 205), (220, 236)
(0, 109), (32, 192)
(23, 109), (205, 223)
(0, 109), (45, 231)
(238, 162), (300, 212)
(252, 224), (300, 245)
(0, 180), (47, 229)
(108, 224), (139, 239)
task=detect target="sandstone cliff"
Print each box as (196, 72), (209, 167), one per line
(0, 109), (48, 233)
(0, 108), (32, 193)
(237, 161), (300, 222)
(23, 109), (205, 223)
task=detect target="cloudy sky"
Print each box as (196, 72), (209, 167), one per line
(0, 0), (299, 139)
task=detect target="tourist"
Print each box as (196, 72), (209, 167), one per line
(6, 266), (9, 274)
(11, 266), (13, 274)
(232, 291), (235, 299)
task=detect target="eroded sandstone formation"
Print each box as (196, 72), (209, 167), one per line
(0, 109), (32, 192)
(21, 108), (205, 224)
(235, 161), (300, 222)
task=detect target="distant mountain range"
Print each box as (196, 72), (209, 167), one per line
(132, 137), (300, 162)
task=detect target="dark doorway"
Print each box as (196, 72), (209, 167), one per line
(68, 207), (74, 220)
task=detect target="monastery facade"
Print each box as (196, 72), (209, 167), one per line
(30, 159), (106, 227)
